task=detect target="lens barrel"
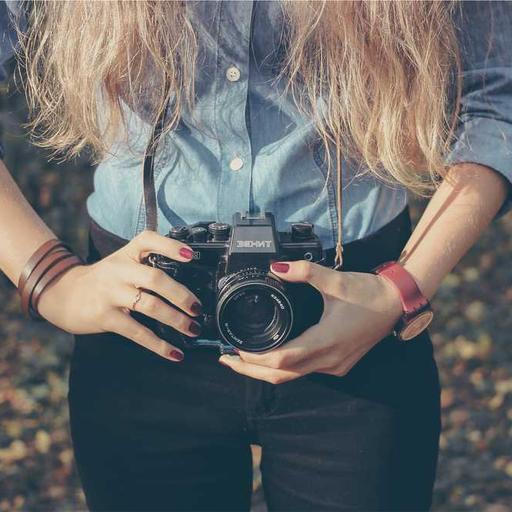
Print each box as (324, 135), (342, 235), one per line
(216, 268), (293, 352)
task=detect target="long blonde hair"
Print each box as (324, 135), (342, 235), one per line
(13, 0), (461, 194)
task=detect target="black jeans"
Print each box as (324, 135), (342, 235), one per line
(68, 209), (441, 511)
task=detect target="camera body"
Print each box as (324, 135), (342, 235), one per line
(145, 212), (325, 354)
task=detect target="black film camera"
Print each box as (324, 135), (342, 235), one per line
(144, 212), (325, 354)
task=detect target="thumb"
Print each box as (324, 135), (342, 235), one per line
(270, 260), (335, 291)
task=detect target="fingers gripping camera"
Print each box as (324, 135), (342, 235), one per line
(145, 212), (325, 354)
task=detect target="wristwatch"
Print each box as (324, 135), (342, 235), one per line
(372, 261), (433, 341)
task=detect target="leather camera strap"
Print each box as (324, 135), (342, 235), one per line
(142, 94), (171, 232)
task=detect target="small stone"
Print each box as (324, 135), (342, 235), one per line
(485, 504), (510, 512)
(35, 430), (51, 454)
(464, 301), (486, 323)
(489, 393), (505, 410)
(450, 408), (470, 426)
(467, 430), (482, 443)
(463, 267), (480, 282)
(441, 388), (455, 409)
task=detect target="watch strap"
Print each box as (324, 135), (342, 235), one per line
(373, 261), (430, 315)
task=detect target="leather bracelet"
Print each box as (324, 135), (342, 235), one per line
(17, 239), (69, 290)
(19, 247), (71, 315)
(18, 238), (82, 320)
(20, 248), (73, 317)
(30, 255), (83, 318)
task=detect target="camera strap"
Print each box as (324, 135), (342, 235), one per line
(333, 133), (344, 270)
(141, 91), (345, 269)
(142, 92), (172, 232)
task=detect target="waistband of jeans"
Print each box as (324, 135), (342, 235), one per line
(86, 207), (412, 273)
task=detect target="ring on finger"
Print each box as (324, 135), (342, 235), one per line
(131, 288), (143, 311)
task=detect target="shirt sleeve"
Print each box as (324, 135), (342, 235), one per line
(445, 0), (512, 218)
(0, 0), (26, 160)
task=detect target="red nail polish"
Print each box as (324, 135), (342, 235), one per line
(179, 247), (194, 260)
(189, 321), (202, 336)
(271, 262), (290, 273)
(190, 302), (203, 316)
(169, 350), (184, 361)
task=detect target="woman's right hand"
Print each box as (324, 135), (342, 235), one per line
(36, 230), (203, 362)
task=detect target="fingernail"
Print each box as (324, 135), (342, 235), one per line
(179, 247), (194, 260)
(190, 302), (203, 316)
(169, 350), (184, 361)
(271, 262), (290, 273)
(219, 358), (230, 367)
(189, 321), (202, 336)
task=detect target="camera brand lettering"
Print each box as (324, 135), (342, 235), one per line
(271, 293), (286, 310)
(236, 240), (273, 248)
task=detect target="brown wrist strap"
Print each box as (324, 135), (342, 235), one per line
(18, 239), (83, 320)
(21, 249), (72, 317)
(30, 255), (82, 317)
(18, 239), (69, 290)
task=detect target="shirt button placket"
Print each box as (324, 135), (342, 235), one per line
(215, 3), (254, 219)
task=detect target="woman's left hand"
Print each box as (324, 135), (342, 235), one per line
(218, 260), (404, 383)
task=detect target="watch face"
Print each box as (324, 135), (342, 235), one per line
(399, 311), (434, 341)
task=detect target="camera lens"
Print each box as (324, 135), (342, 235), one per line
(216, 269), (293, 352)
(228, 290), (277, 336)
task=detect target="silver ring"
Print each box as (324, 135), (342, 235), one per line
(131, 289), (142, 311)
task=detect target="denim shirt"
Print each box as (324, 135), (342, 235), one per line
(1, 1), (512, 248)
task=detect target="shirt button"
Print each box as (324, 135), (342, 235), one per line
(226, 65), (241, 82)
(229, 157), (244, 171)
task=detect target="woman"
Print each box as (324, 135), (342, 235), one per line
(1, 1), (511, 510)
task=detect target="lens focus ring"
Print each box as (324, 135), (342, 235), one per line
(216, 268), (293, 352)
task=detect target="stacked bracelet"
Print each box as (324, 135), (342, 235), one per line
(17, 239), (83, 320)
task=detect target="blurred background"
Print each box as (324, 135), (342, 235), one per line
(0, 61), (512, 512)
